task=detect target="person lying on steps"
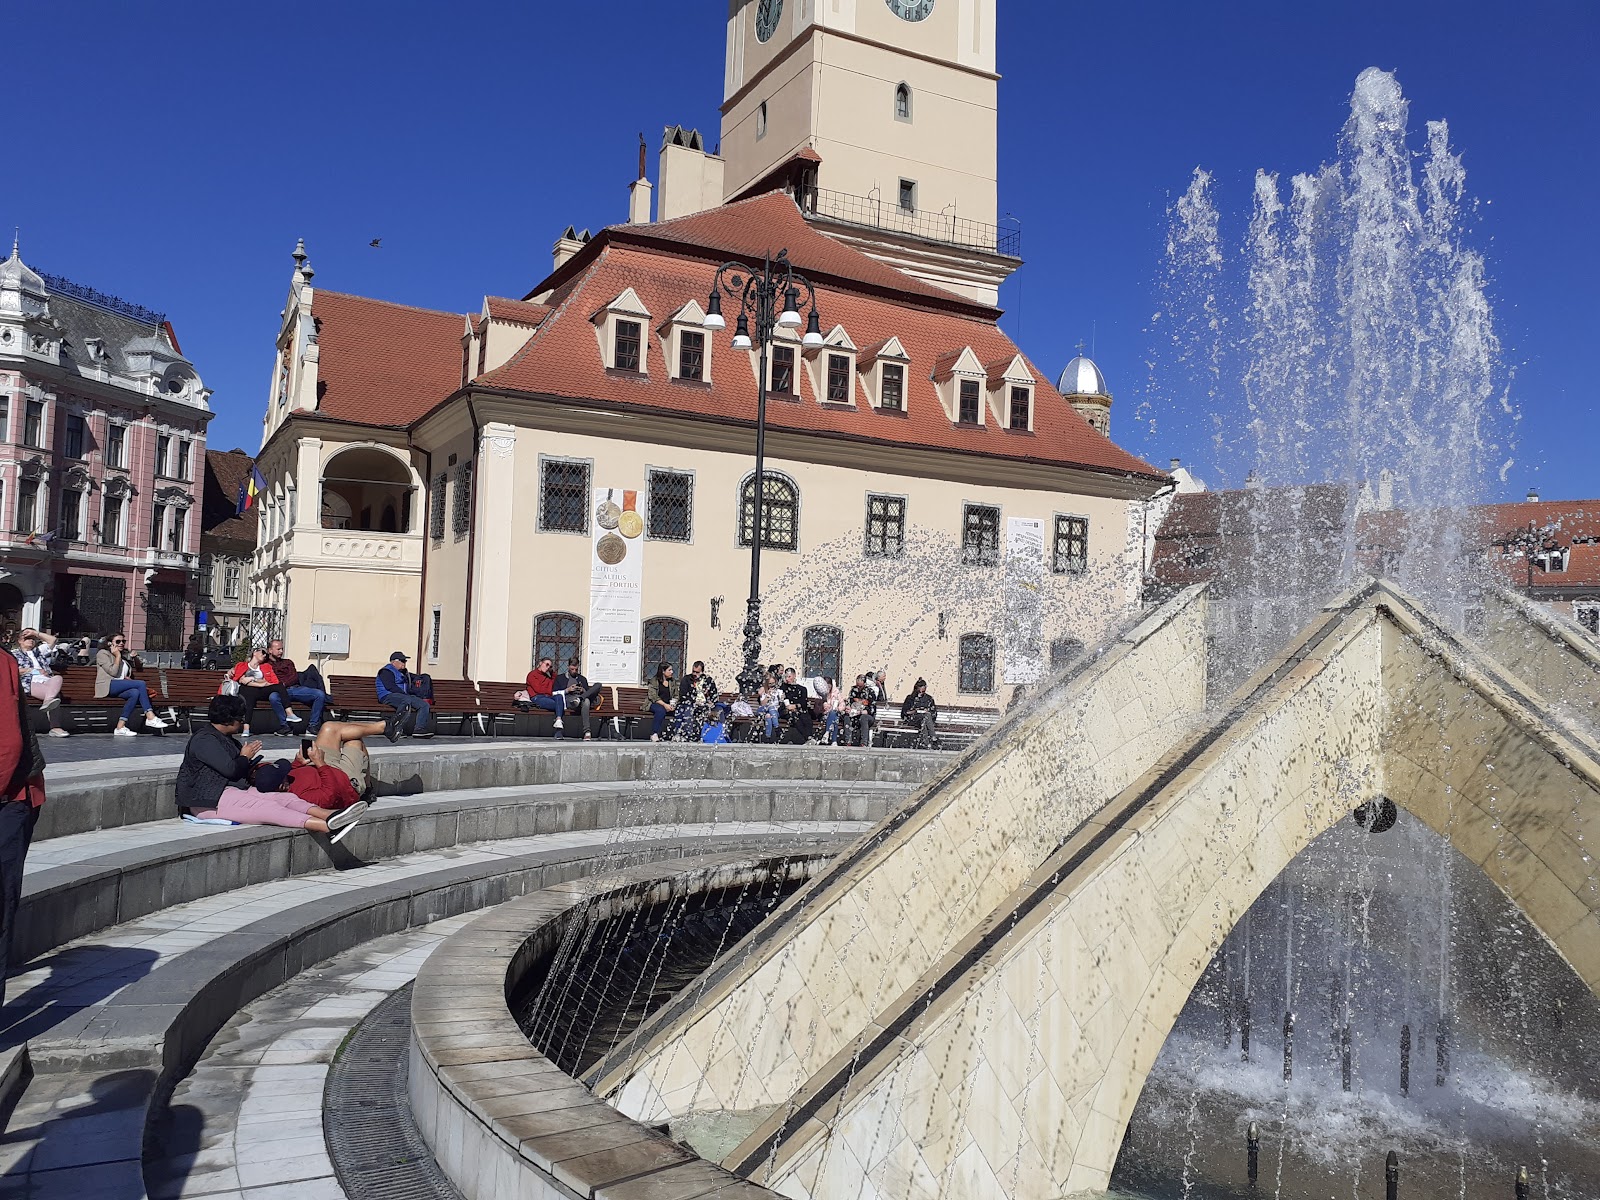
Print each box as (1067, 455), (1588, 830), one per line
(176, 694), (366, 842)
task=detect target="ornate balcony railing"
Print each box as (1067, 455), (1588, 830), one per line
(805, 188), (1021, 257)
(38, 272), (166, 327)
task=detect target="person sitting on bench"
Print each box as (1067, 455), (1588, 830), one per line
(267, 638), (329, 733)
(96, 633), (168, 737)
(779, 668), (815, 744)
(223, 647), (303, 737)
(900, 678), (938, 749)
(177, 694), (365, 841)
(12, 629), (69, 737)
(555, 657), (603, 741)
(375, 652), (432, 737)
(524, 656), (566, 738)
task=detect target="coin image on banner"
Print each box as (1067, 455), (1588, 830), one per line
(595, 499), (621, 530)
(596, 533), (627, 565)
(618, 510), (643, 539)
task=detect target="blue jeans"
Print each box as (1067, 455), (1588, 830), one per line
(384, 692), (433, 735)
(531, 694), (566, 720)
(824, 710), (840, 744)
(650, 703), (672, 737)
(273, 685), (327, 728)
(108, 678), (150, 722)
(760, 707), (779, 740)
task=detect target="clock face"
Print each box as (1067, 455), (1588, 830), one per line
(755, 0), (783, 43)
(886, 0), (935, 21)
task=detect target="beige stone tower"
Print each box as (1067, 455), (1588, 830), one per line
(721, 0), (1018, 304)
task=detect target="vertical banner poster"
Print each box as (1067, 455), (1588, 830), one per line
(589, 486), (643, 682)
(1003, 516), (1045, 685)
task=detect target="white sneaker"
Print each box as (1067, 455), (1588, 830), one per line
(47, 728), (70, 738)
(553, 718), (564, 728)
(114, 726), (137, 737)
(327, 801), (369, 844)
(143, 714), (169, 730)
(284, 713), (305, 726)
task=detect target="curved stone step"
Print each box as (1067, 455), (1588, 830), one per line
(37, 742), (950, 840)
(0, 823), (860, 1200)
(19, 777), (911, 964)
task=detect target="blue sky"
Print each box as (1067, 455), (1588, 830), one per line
(9, 2), (1595, 500)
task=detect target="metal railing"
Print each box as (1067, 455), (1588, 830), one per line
(37, 272), (166, 327)
(806, 188), (1020, 257)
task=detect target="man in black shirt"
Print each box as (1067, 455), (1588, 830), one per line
(779, 668), (815, 744)
(554, 657), (604, 740)
(901, 678), (938, 749)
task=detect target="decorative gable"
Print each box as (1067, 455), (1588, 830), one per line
(659, 299), (711, 384)
(806, 325), (859, 406)
(932, 346), (986, 425)
(592, 287), (652, 374)
(985, 353), (1035, 432)
(858, 336), (911, 412)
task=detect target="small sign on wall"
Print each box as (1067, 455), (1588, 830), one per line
(309, 623), (352, 656)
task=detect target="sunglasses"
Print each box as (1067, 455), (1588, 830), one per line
(112, 640), (126, 645)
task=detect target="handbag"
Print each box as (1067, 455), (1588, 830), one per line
(220, 678), (241, 697)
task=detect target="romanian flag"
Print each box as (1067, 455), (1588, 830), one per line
(236, 464), (266, 516)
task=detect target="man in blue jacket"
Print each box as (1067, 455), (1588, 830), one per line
(375, 651), (431, 736)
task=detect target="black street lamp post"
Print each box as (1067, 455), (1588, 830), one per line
(702, 249), (824, 696)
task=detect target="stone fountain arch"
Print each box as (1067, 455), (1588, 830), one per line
(715, 586), (1600, 1200)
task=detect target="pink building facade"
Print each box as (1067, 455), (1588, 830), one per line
(0, 244), (211, 652)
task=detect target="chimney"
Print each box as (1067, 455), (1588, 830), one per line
(551, 226), (589, 271)
(627, 133), (653, 224)
(1169, 457), (1181, 472)
(1526, 487), (1540, 503)
(657, 125), (725, 222)
(1377, 467), (1394, 510)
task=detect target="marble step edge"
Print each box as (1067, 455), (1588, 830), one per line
(18, 784), (901, 965)
(38, 744), (951, 841)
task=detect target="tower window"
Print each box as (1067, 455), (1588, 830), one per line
(757, 102), (768, 141)
(898, 179), (916, 213)
(894, 83), (912, 122)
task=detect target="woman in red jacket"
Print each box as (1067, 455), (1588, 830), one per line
(221, 648), (300, 738)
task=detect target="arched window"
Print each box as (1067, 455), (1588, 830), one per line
(533, 611), (583, 669)
(802, 625), (843, 682)
(321, 446), (415, 533)
(641, 617), (688, 683)
(756, 101), (768, 140)
(738, 471), (798, 551)
(958, 633), (996, 693)
(894, 83), (912, 122)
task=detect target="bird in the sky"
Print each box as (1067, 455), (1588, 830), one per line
(369, 238), (382, 248)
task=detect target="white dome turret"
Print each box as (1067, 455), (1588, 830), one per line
(0, 239), (48, 319)
(1057, 352), (1112, 435)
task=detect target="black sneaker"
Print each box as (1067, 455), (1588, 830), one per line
(384, 710), (404, 743)
(400, 706), (420, 738)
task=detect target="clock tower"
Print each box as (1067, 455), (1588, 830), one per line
(721, 0), (1017, 304)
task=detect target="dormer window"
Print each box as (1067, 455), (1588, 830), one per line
(678, 330), (705, 381)
(958, 380), (980, 425)
(771, 344), (796, 395)
(593, 287), (651, 374)
(826, 353), (851, 403)
(1532, 546), (1570, 574)
(615, 320), (642, 372)
(1008, 386), (1032, 431)
(881, 363), (905, 411)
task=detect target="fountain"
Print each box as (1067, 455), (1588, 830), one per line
(405, 69), (1599, 1200)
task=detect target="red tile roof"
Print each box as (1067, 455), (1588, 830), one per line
(309, 291), (466, 427)
(481, 238), (1159, 480)
(485, 296), (551, 326)
(200, 448), (259, 554)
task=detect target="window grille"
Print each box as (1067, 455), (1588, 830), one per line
(1052, 514), (1088, 574)
(641, 616), (688, 683)
(865, 494), (905, 559)
(881, 363), (904, 411)
(429, 473), (447, 542)
(678, 330), (705, 381)
(962, 503), (1000, 566)
(958, 633), (996, 693)
(615, 320), (642, 371)
(802, 625), (843, 681)
(452, 460), (474, 539)
(1050, 636), (1084, 668)
(739, 473), (798, 550)
(58, 574), (127, 638)
(827, 354), (851, 403)
(958, 379), (980, 424)
(1009, 387), (1030, 430)
(646, 469), (692, 542)
(539, 458), (589, 533)
(533, 611), (582, 669)
(771, 345), (795, 394)
(64, 414), (85, 459)
(430, 608), (443, 661)
(106, 423), (124, 467)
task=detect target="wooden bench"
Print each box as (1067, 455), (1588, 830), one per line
(873, 704), (1000, 751)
